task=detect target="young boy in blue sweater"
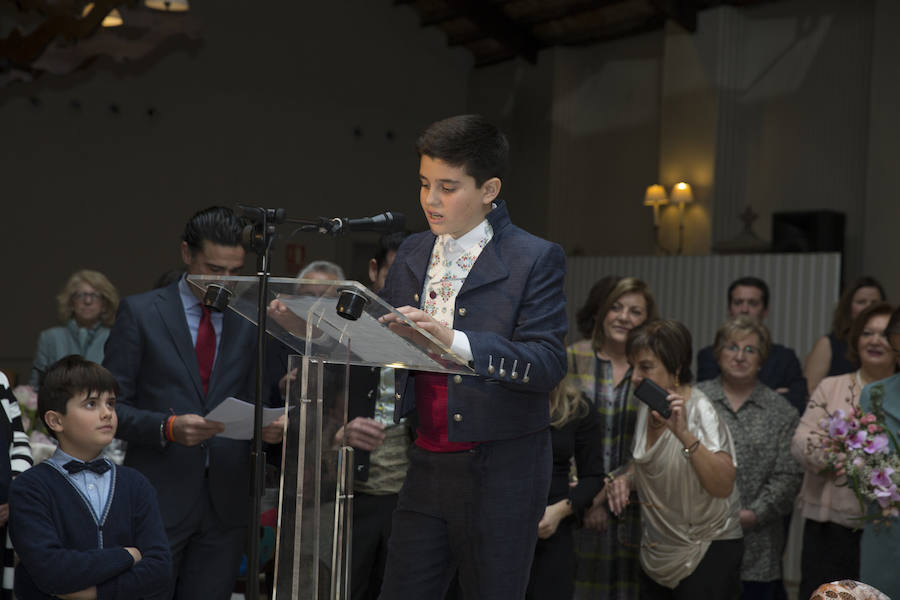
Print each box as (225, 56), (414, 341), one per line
(9, 355), (171, 600)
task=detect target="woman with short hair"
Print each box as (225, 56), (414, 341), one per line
(858, 306), (900, 600)
(606, 320), (743, 599)
(792, 302), (896, 600)
(697, 316), (802, 600)
(29, 270), (119, 388)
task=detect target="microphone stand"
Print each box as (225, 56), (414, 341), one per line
(234, 207), (402, 599)
(240, 206), (284, 600)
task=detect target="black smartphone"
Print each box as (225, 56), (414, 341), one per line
(634, 379), (672, 419)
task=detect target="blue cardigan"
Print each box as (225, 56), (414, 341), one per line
(9, 462), (171, 599)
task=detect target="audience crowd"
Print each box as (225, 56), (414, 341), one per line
(2, 209), (897, 600)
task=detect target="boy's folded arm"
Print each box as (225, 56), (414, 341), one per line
(9, 479), (135, 595)
(466, 244), (568, 392)
(95, 477), (172, 600)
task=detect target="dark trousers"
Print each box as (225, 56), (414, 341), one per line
(378, 429), (552, 600)
(799, 519), (861, 600)
(166, 480), (246, 600)
(639, 538), (743, 600)
(742, 580), (778, 600)
(526, 516), (576, 600)
(351, 492), (399, 600)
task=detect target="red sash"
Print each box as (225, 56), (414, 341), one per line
(414, 372), (477, 452)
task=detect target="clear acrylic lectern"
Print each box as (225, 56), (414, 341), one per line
(187, 275), (473, 600)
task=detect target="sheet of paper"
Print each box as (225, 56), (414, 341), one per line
(205, 396), (283, 440)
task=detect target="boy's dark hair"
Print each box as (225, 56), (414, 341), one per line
(39, 355), (119, 439)
(727, 276), (770, 310)
(182, 206), (246, 252)
(416, 114), (509, 187)
(374, 231), (408, 270)
(626, 320), (694, 384)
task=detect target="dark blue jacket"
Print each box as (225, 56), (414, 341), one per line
(103, 282), (258, 528)
(380, 199), (568, 442)
(9, 463), (171, 599)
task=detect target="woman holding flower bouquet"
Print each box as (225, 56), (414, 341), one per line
(857, 305), (900, 599)
(606, 320), (743, 600)
(791, 302), (896, 600)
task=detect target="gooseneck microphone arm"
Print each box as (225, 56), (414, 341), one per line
(286, 211), (406, 237)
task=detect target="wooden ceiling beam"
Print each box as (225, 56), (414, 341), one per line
(445, 0), (540, 63)
(514, 0), (631, 26)
(649, 0), (698, 32)
(447, 0), (632, 46)
(542, 13), (667, 46)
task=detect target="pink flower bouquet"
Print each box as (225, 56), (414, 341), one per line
(812, 396), (900, 526)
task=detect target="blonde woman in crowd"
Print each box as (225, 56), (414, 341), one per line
(526, 384), (605, 599)
(30, 270), (119, 389)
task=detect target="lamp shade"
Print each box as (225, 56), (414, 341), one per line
(81, 3), (124, 27)
(670, 182), (694, 204)
(643, 184), (668, 206)
(145, 0), (190, 11)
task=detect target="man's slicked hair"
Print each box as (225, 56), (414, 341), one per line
(183, 206), (246, 252)
(416, 114), (509, 187)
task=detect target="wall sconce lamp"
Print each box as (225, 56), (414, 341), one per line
(671, 182), (693, 254)
(145, 0), (190, 11)
(82, 3), (124, 27)
(643, 182), (693, 254)
(643, 184), (668, 226)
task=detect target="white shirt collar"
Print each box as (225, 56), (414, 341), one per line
(439, 218), (489, 254)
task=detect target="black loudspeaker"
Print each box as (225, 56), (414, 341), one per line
(771, 210), (845, 253)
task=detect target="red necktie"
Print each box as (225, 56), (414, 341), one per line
(195, 306), (216, 394)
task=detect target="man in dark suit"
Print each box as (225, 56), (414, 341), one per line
(377, 115), (568, 599)
(696, 276), (808, 412)
(104, 206), (285, 599)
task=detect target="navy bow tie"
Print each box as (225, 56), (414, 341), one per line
(63, 459), (111, 475)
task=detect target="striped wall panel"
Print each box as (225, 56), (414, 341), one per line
(564, 253), (841, 375)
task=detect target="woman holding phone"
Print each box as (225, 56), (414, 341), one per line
(606, 320), (743, 599)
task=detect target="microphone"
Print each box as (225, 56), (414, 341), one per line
(330, 212), (405, 234)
